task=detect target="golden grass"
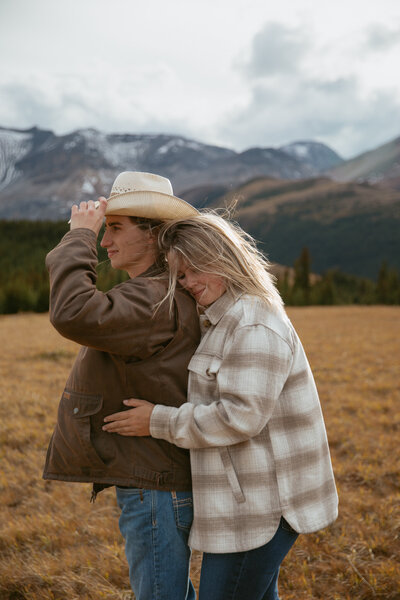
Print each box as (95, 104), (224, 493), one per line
(0, 307), (399, 599)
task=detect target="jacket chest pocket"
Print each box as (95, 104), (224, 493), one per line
(188, 353), (222, 381)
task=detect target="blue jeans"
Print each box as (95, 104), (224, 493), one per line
(116, 487), (195, 600)
(199, 517), (299, 600)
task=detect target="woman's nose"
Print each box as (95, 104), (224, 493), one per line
(182, 273), (194, 289)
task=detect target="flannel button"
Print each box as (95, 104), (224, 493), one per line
(73, 407), (79, 414)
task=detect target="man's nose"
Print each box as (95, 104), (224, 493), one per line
(100, 230), (110, 247)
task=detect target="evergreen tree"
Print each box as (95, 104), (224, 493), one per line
(377, 261), (390, 303)
(277, 268), (291, 304)
(292, 247), (311, 305)
(376, 261), (400, 304)
(313, 272), (337, 305)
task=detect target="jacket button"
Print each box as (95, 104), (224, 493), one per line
(203, 319), (211, 328)
(73, 407), (79, 414)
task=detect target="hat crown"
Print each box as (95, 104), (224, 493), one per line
(110, 172), (173, 197)
(105, 170), (199, 220)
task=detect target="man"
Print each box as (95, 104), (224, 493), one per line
(43, 172), (200, 600)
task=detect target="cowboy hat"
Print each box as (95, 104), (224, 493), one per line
(105, 171), (199, 219)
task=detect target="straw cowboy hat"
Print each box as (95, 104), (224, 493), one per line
(105, 171), (199, 219)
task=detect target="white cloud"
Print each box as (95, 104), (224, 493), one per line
(0, 68), (201, 140)
(213, 17), (400, 157)
(1, 0), (400, 157)
(239, 22), (311, 78)
(217, 72), (400, 157)
(364, 23), (400, 51)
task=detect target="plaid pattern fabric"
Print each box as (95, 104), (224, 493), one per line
(150, 292), (338, 552)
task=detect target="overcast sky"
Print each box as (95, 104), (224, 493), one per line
(1, 0), (400, 158)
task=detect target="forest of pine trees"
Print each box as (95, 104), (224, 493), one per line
(276, 246), (400, 306)
(0, 221), (399, 314)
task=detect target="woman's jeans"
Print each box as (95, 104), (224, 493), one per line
(199, 517), (299, 600)
(116, 487), (195, 600)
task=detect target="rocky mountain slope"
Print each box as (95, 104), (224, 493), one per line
(1, 125), (399, 279)
(0, 126), (343, 220)
(327, 135), (400, 190)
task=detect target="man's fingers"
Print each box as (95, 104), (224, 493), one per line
(103, 419), (129, 429)
(103, 425), (132, 434)
(123, 398), (150, 407)
(102, 421), (137, 435)
(103, 410), (129, 423)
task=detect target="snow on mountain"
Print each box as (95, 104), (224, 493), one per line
(102, 138), (143, 168)
(0, 128), (33, 191)
(280, 140), (344, 172)
(283, 142), (310, 159)
(0, 125), (350, 219)
(157, 138), (199, 155)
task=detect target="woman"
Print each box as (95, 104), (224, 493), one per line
(103, 212), (339, 600)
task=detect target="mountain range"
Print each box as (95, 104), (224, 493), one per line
(0, 125), (399, 279)
(0, 125), (343, 220)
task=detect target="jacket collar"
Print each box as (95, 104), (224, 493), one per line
(203, 289), (242, 325)
(136, 263), (166, 279)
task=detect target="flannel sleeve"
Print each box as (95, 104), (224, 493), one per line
(150, 324), (293, 448)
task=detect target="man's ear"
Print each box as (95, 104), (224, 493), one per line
(146, 226), (160, 244)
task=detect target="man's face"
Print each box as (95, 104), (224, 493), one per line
(100, 216), (156, 277)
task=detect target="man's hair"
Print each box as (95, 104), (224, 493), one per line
(129, 216), (165, 270)
(157, 212), (286, 317)
(129, 216), (164, 233)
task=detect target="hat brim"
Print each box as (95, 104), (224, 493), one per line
(105, 190), (199, 219)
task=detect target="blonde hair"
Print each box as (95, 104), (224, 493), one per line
(158, 212), (286, 317)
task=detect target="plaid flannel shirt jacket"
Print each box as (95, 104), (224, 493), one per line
(150, 292), (338, 553)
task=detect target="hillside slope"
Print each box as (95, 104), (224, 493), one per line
(194, 177), (400, 278)
(327, 136), (400, 190)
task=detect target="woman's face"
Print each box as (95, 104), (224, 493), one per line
(171, 255), (226, 307)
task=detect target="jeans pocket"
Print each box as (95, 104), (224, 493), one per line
(171, 491), (193, 532)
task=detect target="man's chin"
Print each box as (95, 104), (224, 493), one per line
(110, 258), (122, 270)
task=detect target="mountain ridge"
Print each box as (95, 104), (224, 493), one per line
(0, 125), (343, 219)
(1, 125), (399, 279)
(327, 135), (400, 189)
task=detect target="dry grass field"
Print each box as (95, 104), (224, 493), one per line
(0, 307), (399, 599)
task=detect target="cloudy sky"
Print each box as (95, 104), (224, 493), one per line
(1, 0), (400, 158)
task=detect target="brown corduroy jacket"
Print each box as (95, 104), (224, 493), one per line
(43, 229), (200, 494)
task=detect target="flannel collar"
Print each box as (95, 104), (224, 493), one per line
(203, 289), (243, 325)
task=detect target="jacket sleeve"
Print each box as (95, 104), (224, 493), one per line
(46, 228), (172, 355)
(150, 324), (293, 448)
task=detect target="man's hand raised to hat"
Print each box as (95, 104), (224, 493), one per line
(69, 197), (108, 235)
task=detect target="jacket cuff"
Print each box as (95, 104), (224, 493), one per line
(150, 404), (178, 442)
(63, 228), (97, 243)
